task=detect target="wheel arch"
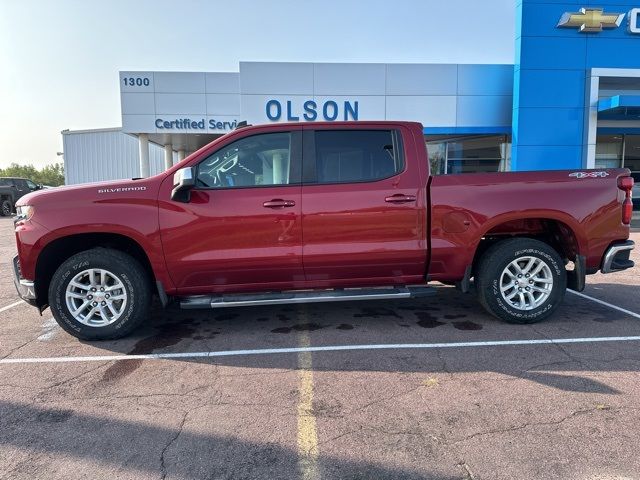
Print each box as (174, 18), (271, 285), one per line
(470, 214), (583, 278)
(35, 232), (156, 308)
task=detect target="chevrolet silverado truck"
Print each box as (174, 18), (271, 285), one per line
(13, 121), (635, 340)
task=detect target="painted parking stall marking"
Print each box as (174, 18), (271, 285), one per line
(0, 300), (24, 313)
(568, 289), (640, 320)
(4, 335), (640, 366)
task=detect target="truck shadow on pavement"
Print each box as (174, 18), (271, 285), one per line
(80, 284), (640, 396)
(0, 400), (461, 480)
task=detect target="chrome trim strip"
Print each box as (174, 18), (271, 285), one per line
(12, 255), (37, 302)
(602, 240), (635, 273)
(179, 287), (435, 310)
(210, 291), (412, 308)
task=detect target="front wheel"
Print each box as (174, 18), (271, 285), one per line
(1, 200), (12, 217)
(475, 238), (566, 324)
(49, 248), (151, 340)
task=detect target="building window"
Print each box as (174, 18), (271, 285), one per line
(595, 134), (640, 172)
(624, 135), (640, 174)
(595, 135), (623, 169)
(425, 135), (510, 175)
(426, 142), (446, 175)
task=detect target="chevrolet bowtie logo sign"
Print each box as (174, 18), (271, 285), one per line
(557, 8), (624, 32)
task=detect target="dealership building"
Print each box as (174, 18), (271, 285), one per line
(63, 0), (640, 184)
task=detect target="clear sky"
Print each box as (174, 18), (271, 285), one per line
(0, 0), (515, 168)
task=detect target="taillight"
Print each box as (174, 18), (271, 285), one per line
(618, 176), (634, 225)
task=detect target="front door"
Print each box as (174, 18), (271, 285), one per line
(301, 126), (427, 285)
(158, 128), (305, 294)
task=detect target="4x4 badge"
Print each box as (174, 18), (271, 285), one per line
(569, 171), (610, 179)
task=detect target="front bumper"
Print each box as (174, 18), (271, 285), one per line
(12, 255), (37, 306)
(601, 240), (635, 274)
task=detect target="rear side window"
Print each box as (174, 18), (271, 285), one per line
(0, 179), (12, 187)
(314, 130), (403, 184)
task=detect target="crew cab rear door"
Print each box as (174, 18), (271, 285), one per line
(300, 125), (427, 284)
(158, 127), (305, 293)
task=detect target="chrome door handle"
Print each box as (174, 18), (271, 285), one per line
(263, 199), (296, 208)
(385, 194), (416, 203)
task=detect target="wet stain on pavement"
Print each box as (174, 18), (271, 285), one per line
(336, 323), (354, 330)
(277, 314), (291, 322)
(100, 321), (197, 383)
(354, 307), (401, 319)
(399, 306), (440, 312)
(271, 323), (325, 334)
(444, 314), (467, 320)
(452, 320), (483, 331)
(215, 313), (239, 321)
(100, 359), (144, 383)
(192, 332), (220, 340)
(415, 311), (445, 329)
(592, 316), (615, 323)
(36, 409), (73, 423)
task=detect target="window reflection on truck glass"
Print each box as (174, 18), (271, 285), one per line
(195, 132), (291, 188)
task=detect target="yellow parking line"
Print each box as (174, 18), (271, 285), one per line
(297, 326), (320, 480)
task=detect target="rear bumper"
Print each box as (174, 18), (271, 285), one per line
(12, 255), (37, 306)
(601, 240), (635, 274)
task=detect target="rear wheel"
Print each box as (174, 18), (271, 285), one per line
(475, 238), (566, 324)
(1, 200), (12, 217)
(49, 248), (151, 340)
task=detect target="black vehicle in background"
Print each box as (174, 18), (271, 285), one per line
(0, 178), (42, 216)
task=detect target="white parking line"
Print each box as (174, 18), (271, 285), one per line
(568, 289), (640, 320)
(0, 300), (24, 313)
(3, 336), (640, 365)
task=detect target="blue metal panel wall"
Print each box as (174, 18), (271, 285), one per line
(512, 0), (640, 171)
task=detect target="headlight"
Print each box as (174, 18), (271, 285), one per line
(15, 205), (34, 221)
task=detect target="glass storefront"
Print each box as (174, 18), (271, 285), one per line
(625, 135), (640, 174)
(595, 134), (640, 173)
(425, 135), (511, 175)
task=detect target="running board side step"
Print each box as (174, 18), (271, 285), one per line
(180, 286), (435, 309)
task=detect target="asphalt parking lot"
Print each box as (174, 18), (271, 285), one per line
(1, 218), (639, 480)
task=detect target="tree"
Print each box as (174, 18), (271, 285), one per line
(0, 163), (65, 186)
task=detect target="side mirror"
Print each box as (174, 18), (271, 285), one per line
(36, 184), (43, 190)
(171, 167), (195, 202)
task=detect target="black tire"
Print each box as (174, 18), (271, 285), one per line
(48, 248), (151, 340)
(475, 238), (566, 324)
(1, 200), (12, 217)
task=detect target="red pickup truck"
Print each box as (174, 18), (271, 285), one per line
(13, 121), (635, 340)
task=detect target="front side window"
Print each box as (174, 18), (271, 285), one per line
(314, 130), (403, 184)
(26, 180), (37, 190)
(196, 132), (293, 188)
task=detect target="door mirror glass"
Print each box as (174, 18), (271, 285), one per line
(171, 167), (195, 202)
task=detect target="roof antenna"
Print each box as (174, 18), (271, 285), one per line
(235, 120), (251, 130)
